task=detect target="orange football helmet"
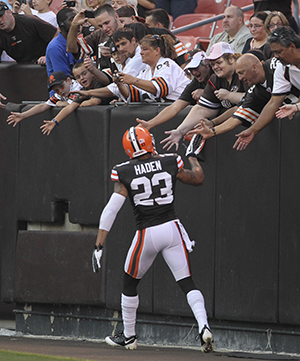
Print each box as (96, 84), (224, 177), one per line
(123, 126), (156, 158)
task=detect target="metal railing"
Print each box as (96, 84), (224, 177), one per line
(172, 1), (300, 36)
(172, 5), (254, 36)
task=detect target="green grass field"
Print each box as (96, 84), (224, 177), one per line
(0, 350), (92, 361)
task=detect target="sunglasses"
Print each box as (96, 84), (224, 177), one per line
(0, 4), (8, 11)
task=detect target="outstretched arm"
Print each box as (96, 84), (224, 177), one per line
(186, 117), (242, 140)
(161, 105), (218, 151)
(40, 101), (80, 135)
(233, 95), (285, 151)
(71, 87), (115, 98)
(275, 103), (299, 120)
(136, 99), (189, 131)
(7, 103), (51, 126)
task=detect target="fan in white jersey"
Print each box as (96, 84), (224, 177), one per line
(114, 34), (191, 102)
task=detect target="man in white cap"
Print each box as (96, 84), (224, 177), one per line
(161, 42), (248, 150)
(206, 5), (251, 55)
(136, 50), (212, 131)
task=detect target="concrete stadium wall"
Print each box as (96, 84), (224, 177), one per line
(0, 64), (300, 353)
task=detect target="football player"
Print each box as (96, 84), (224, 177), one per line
(92, 126), (213, 352)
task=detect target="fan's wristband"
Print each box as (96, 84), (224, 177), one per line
(52, 118), (59, 126)
(94, 244), (103, 250)
(211, 127), (216, 136)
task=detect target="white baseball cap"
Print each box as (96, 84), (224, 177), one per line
(184, 51), (208, 71)
(206, 42), (234, 60)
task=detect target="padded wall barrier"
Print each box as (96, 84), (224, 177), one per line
(0, 63), (48, 104)
(1, 77), (300, 326)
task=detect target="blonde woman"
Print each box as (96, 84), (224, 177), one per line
(264, 11), (289, 36)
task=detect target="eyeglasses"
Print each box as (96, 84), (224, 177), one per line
(272, 32), (283, 38)
(210, 59), (224, 68)
(151, 34), (160, 40)
(248, 24), (263, 29)
(0, 4), (8, 12)
(269, 22), (283, 29)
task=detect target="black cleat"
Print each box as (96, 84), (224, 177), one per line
(105, 331), (137, 350)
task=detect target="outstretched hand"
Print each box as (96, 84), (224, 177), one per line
(40, 120), (56, 136)
(160, 129), (182, 151)
(186, 120), (211, 140)
(6, 112), (23, 126)
(233, 129), (255, 151)
(275, 104), (297, 120)
(136, 118), (151, 131)
(0, 93), (7, 109)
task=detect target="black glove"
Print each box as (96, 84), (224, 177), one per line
(185, 134), (205, 159)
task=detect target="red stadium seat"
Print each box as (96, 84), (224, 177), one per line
(213, 19), (223, 35)
(176, 35), (198, 51)
(230, 0), (254, 23)
(168, 14), (174, 30)
(172, 13), (216, 38)
(230, 0), (253, 9)
(244, 12), (253, 26)
(195, 0), (228, 15)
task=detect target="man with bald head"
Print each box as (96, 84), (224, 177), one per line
(186, 53), (298, 140)
(206, 6), (251, 55)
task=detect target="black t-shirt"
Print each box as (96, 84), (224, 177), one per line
(234, 57), (300, 127)
(199, 71), (248, 110)
(179, 77), (207, 105)
(233, 58), (277, 127)
(0, 14), (57, 63)
(112, 153), (182, 230)
(253, 0), (292, 21)
(137, 0), (156, 18)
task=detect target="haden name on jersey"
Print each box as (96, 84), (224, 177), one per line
(134, 160), (162, 176)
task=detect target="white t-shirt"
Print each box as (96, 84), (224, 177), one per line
(272, 62), (300, 95)
(32, 9), (58, 28)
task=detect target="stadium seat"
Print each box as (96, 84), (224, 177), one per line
(230, 0), (254, 23)
(230, 0), (253, 9)
(195, 0), (228, 15)
(168, 14), (174, 30)
(172, 13), (216, 38)
(244, 12), (253, 26)
(176, 35), (198, 51)
(213, 18), (223, 35)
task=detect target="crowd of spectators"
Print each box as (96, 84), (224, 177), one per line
(0, 0), (300, 154)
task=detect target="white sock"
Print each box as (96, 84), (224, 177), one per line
(121, 293), (139, 338)
(187, 289), (208, 333)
